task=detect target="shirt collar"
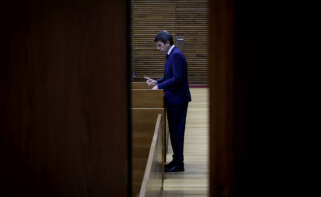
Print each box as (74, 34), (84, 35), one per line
(167, 45), (175, 56)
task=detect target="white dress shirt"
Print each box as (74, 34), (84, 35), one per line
(168, 45), (175, 56)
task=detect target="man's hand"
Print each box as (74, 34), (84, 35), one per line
(144, 76), (157, 86)
(152, 85), (159, 90)
(147, 79), (157, 86)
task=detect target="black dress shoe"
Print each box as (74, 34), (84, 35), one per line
(165, 160), (176, 169)
(165, 163), (184, 172)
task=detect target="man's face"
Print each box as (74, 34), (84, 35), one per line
(155, 41), (170, 54)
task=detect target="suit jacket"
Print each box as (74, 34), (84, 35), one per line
(157, 46), (192, 106)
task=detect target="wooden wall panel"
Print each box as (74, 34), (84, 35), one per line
(131, 0), (208, 84)
(209, 0), (236, 196)
(208, 0), (300, 196)
(0, 1), (128, 197)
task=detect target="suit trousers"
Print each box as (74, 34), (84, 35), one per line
(167, 102), (189, 164)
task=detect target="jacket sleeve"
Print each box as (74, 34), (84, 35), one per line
(158, 53), (184, 90)
(157, 77), (164, 84)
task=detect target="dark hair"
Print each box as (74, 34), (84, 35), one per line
(154, 30), (174, 45)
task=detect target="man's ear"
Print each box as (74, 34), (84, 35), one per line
(165, 40), (170, 46)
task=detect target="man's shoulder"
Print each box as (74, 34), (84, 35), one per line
(173, 46), (183, 55)
(171, 47), (186, 59)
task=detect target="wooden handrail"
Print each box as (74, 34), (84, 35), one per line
(138, 114), (163, 197)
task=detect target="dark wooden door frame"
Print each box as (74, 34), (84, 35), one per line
(209, 0), (237, 196)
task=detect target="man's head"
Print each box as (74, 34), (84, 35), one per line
(154, 30), (174, 54)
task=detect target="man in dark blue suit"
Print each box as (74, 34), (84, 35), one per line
(146, 30), (191, 172)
